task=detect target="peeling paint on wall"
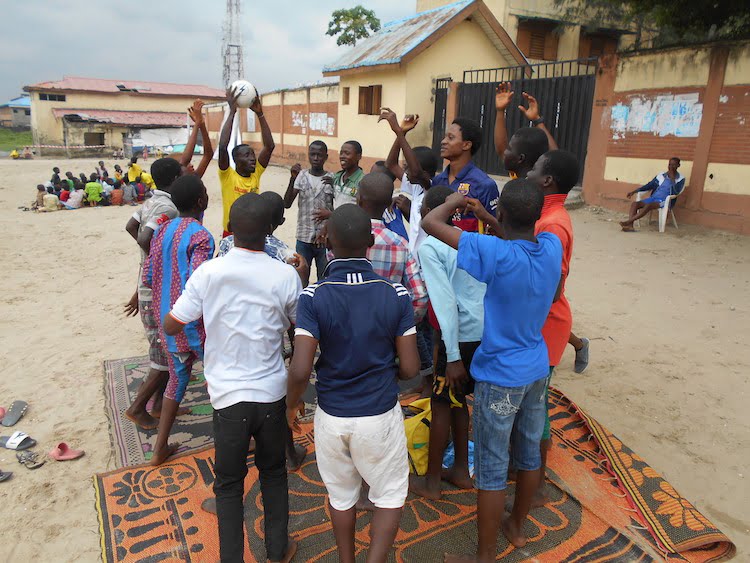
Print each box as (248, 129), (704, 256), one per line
(610, 93), (703, 139)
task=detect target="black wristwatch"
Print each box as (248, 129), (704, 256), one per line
(532, 117), (544, 126)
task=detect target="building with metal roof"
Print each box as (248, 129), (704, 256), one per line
(0, 95), (31, 129)
(321, 0), (528, 155)
(23, 76), (224, 154)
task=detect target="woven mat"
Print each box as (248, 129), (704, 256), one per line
(95, 387), (735, 562)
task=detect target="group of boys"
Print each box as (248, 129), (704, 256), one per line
(118, 84), (590, 562)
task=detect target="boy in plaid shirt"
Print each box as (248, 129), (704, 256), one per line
(357, 172), (427, 322)
(283, 140), (333, 284)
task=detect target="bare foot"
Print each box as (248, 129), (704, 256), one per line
(287, 443), (306, 472)
(270, 538), (297, 563)
(201, 497), (217, 515)
(409, 474), (442, 500)
(125, 408), (159, 430)
(441, 467), (474, 490)
(150, 443), (180, 466)
(151, 406), (191, 419)
(502, 518), (527, 548)
(531, 484), (550, 508)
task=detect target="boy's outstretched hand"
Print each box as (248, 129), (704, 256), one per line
(401, 113), (419, 133)
(445, 191), (469, 212)
(495, 82), (514, 111)
(188, 99), (205, 125)
(288, 252), (310, 282)
(290, 163), (301, 179)
(465, 197), (493, 224)
(225, 87), (240, 111)
(250, 94), (263, 116)
(519, 92), (541, 121)
(378, 107), (401, 133)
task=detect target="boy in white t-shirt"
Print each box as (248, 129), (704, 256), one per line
(163, 193), (302, 563)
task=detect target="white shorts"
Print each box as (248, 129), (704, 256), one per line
(314, 402), (408, 511)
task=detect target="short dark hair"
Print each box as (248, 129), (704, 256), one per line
(423, 185), (454, 211)
(540, 150), (579, 195)
(343, 140), (362, 155)
(260, 191), (285, 226)
(499, 179), (544, 230)
(89, 173), (98, 181)
(358, 172), (394, 215)
(130, 157), (138, 164)
(47, 186), (54, 194)
(53, 167), (60, 172)
(231, 144), (254, 159)
(329, 204), (372, 250)
(36, 184), (45, 191)
(310, 140), (328, 152)
(169, 175), (205, 212)
(150, 157), (182, 190)
(414, 146), (440, 177)
(452, 117), (482, 155)
(510, 127), (548, 167)
(372, 161), (396, 181)
(670, 157), (681, 164)
(229, 193), (272, 247)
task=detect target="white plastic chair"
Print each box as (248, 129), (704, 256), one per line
(634, 188), (683, 232)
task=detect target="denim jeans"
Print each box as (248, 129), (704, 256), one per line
(213, 398), (289, 562)
(295, 240), (328, 280)
(416, 318), (434, 371)
(472, 376), (549, 491)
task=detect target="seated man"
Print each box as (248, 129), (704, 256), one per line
(620, 157), (685, 232)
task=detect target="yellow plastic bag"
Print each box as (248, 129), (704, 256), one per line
(404, 398), (431, 475)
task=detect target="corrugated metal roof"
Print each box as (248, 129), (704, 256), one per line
(25, 76), (224, 98)
(323, 0), (474, 73)
(0, 96), (31, 108)
(52, 108), (187, 127)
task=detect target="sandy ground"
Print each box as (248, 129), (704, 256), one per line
(0, 157), (748, 561)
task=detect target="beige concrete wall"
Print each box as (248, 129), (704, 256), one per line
(614, 50), (711, 91)
(724, 43), (750, 86)
(404, 19), (516, 149)
(339, 69), (407, 158)
(704, 163), (750, 195)
(603, 156), (693, 185)
(29, 91), (221, 144)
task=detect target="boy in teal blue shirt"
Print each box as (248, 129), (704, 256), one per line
(422, 178), (561, 558)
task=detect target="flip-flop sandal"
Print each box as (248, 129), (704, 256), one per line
(48, 442), (85, 461)
(1, 401), (28, 427)
(0, 431), (37, 450)
(16, 451), (44, 470)
(0, 470), (12, 482)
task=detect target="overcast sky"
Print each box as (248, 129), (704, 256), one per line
(0, 0), (415, 102)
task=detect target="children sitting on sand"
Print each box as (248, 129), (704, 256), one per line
(143, 174), (214, 466)
(422, 180), (562, 559)
(164, 193), (302, 563)
(84, 174), (103, 207)
(287, 203), (420, 562)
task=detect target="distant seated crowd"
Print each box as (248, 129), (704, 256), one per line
(29, 158), (157, 212)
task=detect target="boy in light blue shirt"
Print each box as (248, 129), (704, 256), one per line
(410, 186), (486, 501)
(422, 179), (561, 559)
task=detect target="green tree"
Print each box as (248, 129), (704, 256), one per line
(326, 6), (381, 47)
(554, 0), (750, 48)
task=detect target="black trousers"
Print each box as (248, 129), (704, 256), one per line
(213, 397), (289, 562)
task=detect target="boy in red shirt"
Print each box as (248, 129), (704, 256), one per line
(527, 149), (579, 504)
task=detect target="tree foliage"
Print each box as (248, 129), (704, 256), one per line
(554, 0), (750, 48)
(326, 6), (381, 47)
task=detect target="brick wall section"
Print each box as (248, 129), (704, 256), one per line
(708, 85), (750, 164)
(607, 88), (704, 161)
(283, 102), (338, 137)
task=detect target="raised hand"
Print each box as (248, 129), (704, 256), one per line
(226, 87), (241, 111)
(250, 93), (263, 116)
(188, 99), (205, 126)
(465, 197), (493, 224)
(401, 114), (419, 133)
(378, 107), (401, 133)
(445, 191), (468, 212)
(495, 82), (514, 111)
(519, 92), (541, 121)
(290, 163), (301, 179)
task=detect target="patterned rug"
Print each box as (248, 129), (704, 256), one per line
(103, 356), (216, 467)
(94, 388), (735, 562)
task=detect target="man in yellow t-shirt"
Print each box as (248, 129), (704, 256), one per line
(141, 171), (156, 190)
(128, 157), (143, 183)
(218, 86), (275, 237)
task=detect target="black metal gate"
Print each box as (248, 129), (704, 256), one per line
(458, 58), (597, 178)
(432, 78), (452, 153)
